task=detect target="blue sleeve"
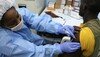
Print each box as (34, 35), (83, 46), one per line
(0, 31), (62, 57)
(17, 8), (63, 34)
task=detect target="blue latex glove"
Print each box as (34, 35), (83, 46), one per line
(60, 42), (80, 53)
(58, 25), (75, 38)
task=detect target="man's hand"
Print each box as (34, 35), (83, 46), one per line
(58, 25), (75, 38)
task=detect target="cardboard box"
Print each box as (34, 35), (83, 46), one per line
(47, 2), (55, 10)
(54, 0), (61, 9)
(47, 7), (55, 10)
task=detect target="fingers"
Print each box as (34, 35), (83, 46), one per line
(64, 26), (75, 38)
(71, 42), (80, 48)
(65, 42), (80, 53)
(65, 29), (75, 38)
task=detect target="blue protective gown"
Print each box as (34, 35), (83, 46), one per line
(0, 8), (63, 57)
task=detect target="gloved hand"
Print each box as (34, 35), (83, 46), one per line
(58, 25), (75, 38)
(60, 42), (80, 53)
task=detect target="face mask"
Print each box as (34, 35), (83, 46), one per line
(11, 16), (23, 31)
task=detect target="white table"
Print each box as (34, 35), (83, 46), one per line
(40, 7), (83, 26)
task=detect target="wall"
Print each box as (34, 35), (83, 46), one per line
(16, 0), (45, 14)
(45, 0), (56, 6)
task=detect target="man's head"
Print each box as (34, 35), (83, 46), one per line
(1, 6), (21, 28)
(0, 0), (22, 31)
(79, 0), (100, 20)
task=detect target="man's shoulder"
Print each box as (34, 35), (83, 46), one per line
(0, 28), (11, 36)
(0, 28), (17, 37)
(0, 28), (22, 41)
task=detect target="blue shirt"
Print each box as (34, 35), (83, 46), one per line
(0, 8), (63, 57)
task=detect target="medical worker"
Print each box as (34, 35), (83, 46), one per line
(78, 0), (100, 57)
(0, 0), (80, 57)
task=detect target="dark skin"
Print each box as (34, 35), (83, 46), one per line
(79, 0), (100, 23)
(73, 26), (81, 42)
(81, 9), (98, 23)
(0, 6), (21, 28)
(74, 0), (100, 42)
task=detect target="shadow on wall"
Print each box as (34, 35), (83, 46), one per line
(35, 0), (45, 8)
(16, 0), (45, 15)
(35, 0), (45, 15)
